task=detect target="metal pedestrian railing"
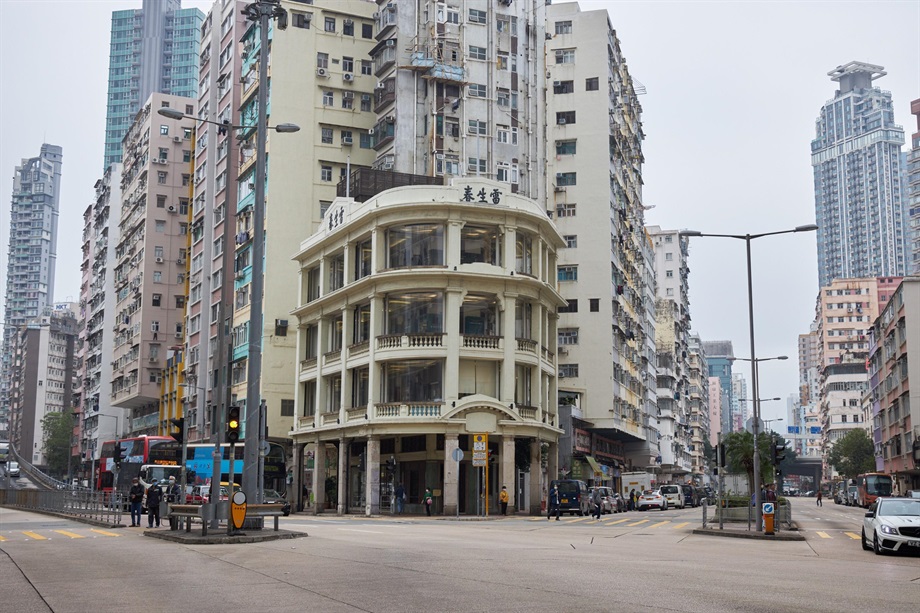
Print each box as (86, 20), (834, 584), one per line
(1, 488), (124, 526)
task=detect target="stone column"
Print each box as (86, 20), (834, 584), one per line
(337, 436), (347, 515)
(501, 435), (515, 512)
(365, 436), (380, 516)
(529, 439), (543, 515)
(293, 442), (305, 511)
(443, 434), (459, 516)
(312, 438), (326, 515)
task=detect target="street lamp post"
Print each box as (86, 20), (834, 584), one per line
(681, 224), (817, 531)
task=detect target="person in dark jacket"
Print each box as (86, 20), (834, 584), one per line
(547, 485), (561, 521)
(128, 478), (145, 527)
(146, 481), (163, 528)
(166, 476), (182, 529)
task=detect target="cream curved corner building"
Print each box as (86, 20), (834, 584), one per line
(290, 178), (566, 516)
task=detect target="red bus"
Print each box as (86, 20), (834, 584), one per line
(855, 473), (893, 507)
(97, 436), (182, 494)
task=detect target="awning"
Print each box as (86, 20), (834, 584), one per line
(585, 455), (602, 476)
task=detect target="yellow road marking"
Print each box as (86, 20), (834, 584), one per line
(844, 532), (860, 540)
(628, 519), (649, 527)
(90, 529), (120, 537)
(816, 531), (831, 539)
(0, 534), (7, 541)
(22, 531), (47, 540)
(566, 517), (591, 523)
(53, 530), (85, 539)
(604, 518), (631, 525)
(672, 522), (690, 529)
(649, 521), (670, 528)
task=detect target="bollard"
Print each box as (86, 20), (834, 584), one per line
(763, 502), (775, 535)
(701, 499), (708, 529)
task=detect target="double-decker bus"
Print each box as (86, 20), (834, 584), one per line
(855, 472), (893, 507)
(183, 442), (287, 496)
(97, 436), (180, 494)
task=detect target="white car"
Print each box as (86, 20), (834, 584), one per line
(862, 497), (920, 555)
(658, 484), (684, 509)
(637, 489), (668, 511)
(7, 461), (20, 478)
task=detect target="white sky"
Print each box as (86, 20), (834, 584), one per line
(1, 0), (918, 426)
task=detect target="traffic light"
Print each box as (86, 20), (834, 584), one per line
(113, 441), (125, 468)
(227, 406), (241, 443)
(718, 443), (726, 467)
(169, 418), (185, 446)
(772, 440), (787, 465)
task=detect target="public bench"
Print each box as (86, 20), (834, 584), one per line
(243, 503), (285, 531)
(167, 503), (216, 536)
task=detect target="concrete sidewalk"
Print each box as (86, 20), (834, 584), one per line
(693, 520), (804, 541)
(144, 526), (308, 545)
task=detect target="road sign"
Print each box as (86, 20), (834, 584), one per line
(472, 434), (488, 467)
(451, 448), (464, 462)
(787, 426), (801, 435)
(762, 502), (774, 515)
(230, 490), (247, 529)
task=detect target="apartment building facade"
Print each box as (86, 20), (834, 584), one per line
(103, 0), (203, 169)
(812, 62), (907, 288)
(702, 340), (734, 434)
(868, 277), (919, 492)
(909, 98), (920, 274)
(9, 305), (79, 469)
(111, 93), (197, 435)
(77, 165), (127, 473)
(1, 144), (63, 438)
(708, 376), (723, 446)
(289, 179), (566, 515)
(687, 334), (709, 479)
(545, 2), (658, 473)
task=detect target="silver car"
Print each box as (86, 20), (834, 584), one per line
(862, 498), (920, 555)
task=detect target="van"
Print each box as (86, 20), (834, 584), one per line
(7, 461), (20, 478)
(681, 484), (699, 508)
(658, 484), (683, 509)
(550, 479), (589, 516)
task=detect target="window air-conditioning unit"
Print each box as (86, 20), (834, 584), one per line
(148, 357), (157, 362)
(177, 258), (185, 265)
(386, 115), (395, 122)
(155, 257), (164, 263)
(559, 373), (567, 379)
(435, 153), (444, 160)
(175, 332), (183, 338)
(342, 136), (353, 145)
(317, 67), (328, 77)
(553, 81), (561, 87)
(558, 118), (567, 125)
(376, 81), (385, 90)
(343, 91), (354, 99)
(381, 162), (394, 170)
(559, 347), (568, 355)
(368, 127), (375, 135)
(167, 205), (177, 213)
(343, 72), (354, 82)
(385, 39), (396, 47)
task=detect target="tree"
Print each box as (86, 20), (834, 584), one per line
(723, 431), (773, 493)
(41, 410), (72, 478)
(827, 429), (875, 479)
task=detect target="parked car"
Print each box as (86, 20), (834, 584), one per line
(681, 484), (699, 508)
(262, 489), (292, 516)
(7, 461), (19, 478)
(862, 497), (920, 555)
(906, 490), (920, 499)
(846, 485), (860, 506)
(834, 482), (849, 505)
(658, 484), (684, 509)
(637, 489), (668, 511)
(611, 492), (627, 513)
(185, 486), (206, 504)
(550, 479), (590, 516)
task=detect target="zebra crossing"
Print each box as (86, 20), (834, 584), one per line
(527, 515), (691, 530)
(0, 527), (127, 542)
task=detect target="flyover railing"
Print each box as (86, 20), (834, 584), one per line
(0, 488), (123, 526)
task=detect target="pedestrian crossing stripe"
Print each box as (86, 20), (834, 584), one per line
(649, 521), (670, 528)
(844, 532), (860, 540)
(565, 517), (591, 523)
(22, 531), (47, 540)
(604, 518), (631, 525)
(90, 529), (121, 537)
(672, 522), (689, 529)
(627, 520), (649, 527)
(53, 530), (85, 539)
(816, 531), (831, 539)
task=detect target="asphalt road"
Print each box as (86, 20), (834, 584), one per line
(1, 498), (917, 613)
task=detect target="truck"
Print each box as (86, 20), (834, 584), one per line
(621, 471), (654, 497)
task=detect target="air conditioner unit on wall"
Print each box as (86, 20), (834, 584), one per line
(167, 205), (177, 213)
(155, 257), (164, 263)
(343, 72), (354, 82)
(317, 67), (328, 77)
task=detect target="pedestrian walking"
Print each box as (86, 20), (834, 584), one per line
(146, 481), (162, 528)
(424, 487), (434, 516)
(128, 478), (144, 527)
(816, 490), (823, 507)
(591, 487), (602, 519)
(166, 476), (181, 529)
(548, 484), (561, 521)
(499, 485), (509, 516)
(629, 489), (637, 511)
(395, 483), (405, 514)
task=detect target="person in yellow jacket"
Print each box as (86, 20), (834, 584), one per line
(499, 485), (510, 516)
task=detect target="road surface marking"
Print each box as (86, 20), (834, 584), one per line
(22, 531), (47, 540)
(604, 518), (632, 525)
(90, 529), (121, 537)
(628, 520), (649, 527)
(53, 530), (85, 539)
(844, 532), (860, 540)
(0, 534), (6, 541)
(566, 517), (591, 523)
(649, 521), (670, 528)
(672, 522), (690, 529)
(815, 531), (831, 539)
(338, 528), (383, 534)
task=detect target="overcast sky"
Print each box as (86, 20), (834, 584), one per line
(1, 1), (917, 426)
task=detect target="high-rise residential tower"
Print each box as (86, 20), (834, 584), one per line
(103, 0), (203, 169)
(702, 340), (734, 433)
(908, 98), (920, 274)
(812, 62), (907, 287)
(1, 143), (63, 438)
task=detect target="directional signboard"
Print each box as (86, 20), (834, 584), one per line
(472, 433), (488, 467)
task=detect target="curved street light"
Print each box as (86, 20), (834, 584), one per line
(680, 223), (818, 532)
